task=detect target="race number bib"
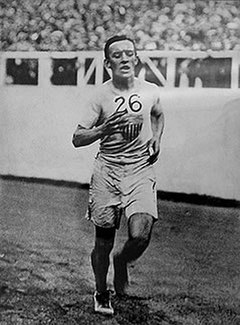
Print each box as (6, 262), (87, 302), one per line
(114, 93), (144, 142)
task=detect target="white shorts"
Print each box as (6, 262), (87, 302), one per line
(86, 155), (158, 228)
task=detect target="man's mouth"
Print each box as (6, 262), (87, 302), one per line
(120, 66), (130, 71)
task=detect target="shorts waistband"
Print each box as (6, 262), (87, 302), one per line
(95, 153), (153, 176)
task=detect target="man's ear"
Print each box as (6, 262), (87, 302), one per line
(135, 56), (140, 66)
(104, 59), (112, 69)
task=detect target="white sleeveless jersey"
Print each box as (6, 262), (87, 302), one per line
(78, 78), (161, 164)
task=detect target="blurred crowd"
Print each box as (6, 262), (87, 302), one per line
(1, 0), (240, 51)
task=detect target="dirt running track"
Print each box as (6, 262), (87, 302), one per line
(0, 178), (240, 324)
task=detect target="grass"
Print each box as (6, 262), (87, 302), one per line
(0, 177), (240, 324)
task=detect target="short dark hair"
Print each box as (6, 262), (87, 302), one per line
(104, 35), (137, 59)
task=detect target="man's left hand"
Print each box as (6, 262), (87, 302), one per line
(148, 138), (160, 164)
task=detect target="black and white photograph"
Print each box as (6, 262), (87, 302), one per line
(0, 0), (240, 324)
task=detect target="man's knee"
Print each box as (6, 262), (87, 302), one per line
(94, 226), (116, 250)
(95, 226), (116, 239)
(128, 213), (154, 243)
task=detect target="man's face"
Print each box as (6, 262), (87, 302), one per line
(106, 40), (138, 79)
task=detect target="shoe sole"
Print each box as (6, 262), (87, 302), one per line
(94, 308), (114, 316)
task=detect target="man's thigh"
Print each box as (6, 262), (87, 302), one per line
(87, 159), (121, 228)
(124, 166), (158, 221)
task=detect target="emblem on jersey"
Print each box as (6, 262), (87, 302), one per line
(120, 114), (143, 142)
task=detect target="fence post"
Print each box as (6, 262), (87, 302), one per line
(231, 51), (239, 89)
(38, 55), (52, 87)
(166, 56), (176, 87)
(95, 52), (104, 85)
(0, 54), (5, 86)
(77, 54), (86, 87)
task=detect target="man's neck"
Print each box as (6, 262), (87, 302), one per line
(112, 75), (136, 91)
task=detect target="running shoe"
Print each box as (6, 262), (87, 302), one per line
(93, 290), (114, 315)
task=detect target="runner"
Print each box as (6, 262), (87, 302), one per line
(72, 35), (164, 315)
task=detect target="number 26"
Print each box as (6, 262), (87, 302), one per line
(115, 94), (142, 113)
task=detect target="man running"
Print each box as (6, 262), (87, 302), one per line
(72, 35), (164, 315)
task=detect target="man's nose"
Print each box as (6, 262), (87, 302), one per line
(121, 51), (128, 61)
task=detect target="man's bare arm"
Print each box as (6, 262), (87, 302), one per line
(72, 110), (127, 147)
(148, 98), (165, 164)
(72, 124), (104, 147)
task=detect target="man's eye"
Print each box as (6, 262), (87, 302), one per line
(112, 52), (121, 58)
(126, 51), (134, 56)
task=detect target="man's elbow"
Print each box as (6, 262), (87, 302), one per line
(72, 135), (81, 148)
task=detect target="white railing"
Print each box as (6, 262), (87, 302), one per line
(0, 50), (240, 88)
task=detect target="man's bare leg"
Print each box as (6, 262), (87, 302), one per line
(91, 226), (116, 293)
(113, 213), (154, 295)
